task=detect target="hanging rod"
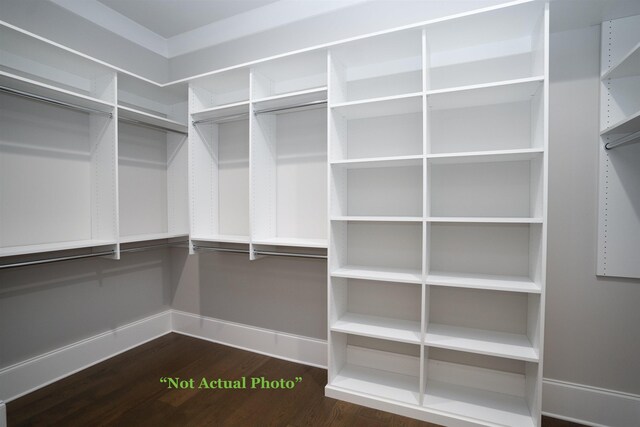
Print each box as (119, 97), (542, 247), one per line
(119, 116), (188, 135)
(605, 129), (640, 150)
(192, 112), (249, 126)
(193, 245), (326, 260)
(0, 250), (115, 270)
(0, 85), (113, 117)
(254, 100), (327, 115)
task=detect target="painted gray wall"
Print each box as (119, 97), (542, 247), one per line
(0, 0), (169, 83)
(546, 25), (640, 394)
(0, 249), (172, 369)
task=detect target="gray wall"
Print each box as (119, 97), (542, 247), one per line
(546, 25), (640, 394)
(0, 249), (172, 369)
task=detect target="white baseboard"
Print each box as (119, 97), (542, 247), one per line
(170, 310), (327, 369)
(0, 400), (6, 427)
(0, 310), (172, 403)
(542, 378), (640, 427)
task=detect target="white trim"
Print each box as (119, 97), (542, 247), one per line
(0, 310), (172, 403)
(0, 400), (5, 427)
(542, 378), (640, 427)
(170, 310), (327, 369)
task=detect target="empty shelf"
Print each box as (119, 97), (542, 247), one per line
(333, 265), (422, 284)
(118, 105), (187, 134)
(332, 92), (422, 120)
(425, 323), (538, 362)
(252, 237), (327, 248)
(427, 148), (543, 164)
(424, 381), (534, 427)
(427, 217), (542, 224)
(0, 70), (114, 113)
(331, 155), (423, 169)
(427, 271), (540, 293)
(252, 87), (327, 112)
(0, 239), (116, 257)
(191, 101), (250, 123)
(427, 76), (544, 110)
(331, 364), (420, 405)
(120, 233), (188, 244)
(600, 109), (640, 137)
(602, 41), (640, 80)
(191, 235), (250, 244)
(332, 313), (421, 344)
(332, 216), (423, 222)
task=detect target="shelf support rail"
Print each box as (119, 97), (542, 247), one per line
(0, 85), (113, 117)
(0, 242), (188, 269)
(192, 112), (249, 126)
(254, 100), (327, 115)
(605, 129), (640, 150)
(193, 245), (327, 260)
(119, 117), (188, 136)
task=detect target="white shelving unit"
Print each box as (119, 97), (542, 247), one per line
(597, 14), (640, 278)
(327, 2), (548, 426)
(0, 23), (119, 259)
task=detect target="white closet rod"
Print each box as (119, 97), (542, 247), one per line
(0, 243), (184, 269)
(193, 246), (327, 260)
(253, 100), (327, 115)
(119, 117), (188, 135)
(0, 86), (113, 117)
(605, 129), (640, 150)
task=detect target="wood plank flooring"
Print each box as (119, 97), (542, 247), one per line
(7, 333), (583, 427)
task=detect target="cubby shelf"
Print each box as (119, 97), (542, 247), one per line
(120, 233), (188, 244)
(426, 76), (544, 110)
(332, 216), (423, 222)
(331, 364), (420, 406)
(423, 381), (534, 427)
(425, 323), (538, 362)
(426, 217), (542, 224)
(190, 100), (250, 123)
(426, 148), (543, 164)
(332, 313), (421, 344)
(252, 237), (327, 249)
(0, 70), (114, 113)
(331, 92), (422, 120)
(332, 266), (422, 284)
(252, 87), (327, 112)
(426, 271), (540, 294)
(118, 105), (187, 133)
(330, 155), (423, 169)
(0, 240), (116, 257)
(601, 41), (640, 80)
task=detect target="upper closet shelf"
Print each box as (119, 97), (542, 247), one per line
(426, 77), (544, 110)
(601, 41), (640, 80)
(0, 239), (116, 258)
(192, 235), (250, 245)
(191, 100), (250, 124)
(331, 92), (422, 120)
(0, 70), (114, 114)
(252, 87), (327, 113)
(426, 217), (543, 224)
(120, 233), (188, 244)
(427, 148), (543, 164)
(252, 237), (328, 249)
(600, 109), (640, 137)
(118, 105), (187, 134)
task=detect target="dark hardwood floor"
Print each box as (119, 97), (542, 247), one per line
(7, 333), (583, 427)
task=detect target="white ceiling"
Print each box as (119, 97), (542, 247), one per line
(97, 0), (280, 38)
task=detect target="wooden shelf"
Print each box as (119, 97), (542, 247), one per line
(427, 148), (543, 164)
(426, 271), (540, 293)
(332, 313), (421, 344)
(331, 155), (423, 169)
(426, 217), (542, 224)
(426, 76), (544, 110)
(0, 239), (116, 257)
(118, 106), (187, 134)
(333, 265), (422, 284)
(0, 70), (114, 113)
(425, 323), (538, 362)
(423, 381), (534, 427)
(252, 87), (326, 112)
(331, 364), (420, 405)
(252, 237), (327, 249)
(602, 41), (640, 80)
(120, 233), (188, 244)
(190, 100), (250, 123)
(331, 93), (422, 120)
(191, 235), (250, 245)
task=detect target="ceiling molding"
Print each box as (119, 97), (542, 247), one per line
(50, 0), (168, 56)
